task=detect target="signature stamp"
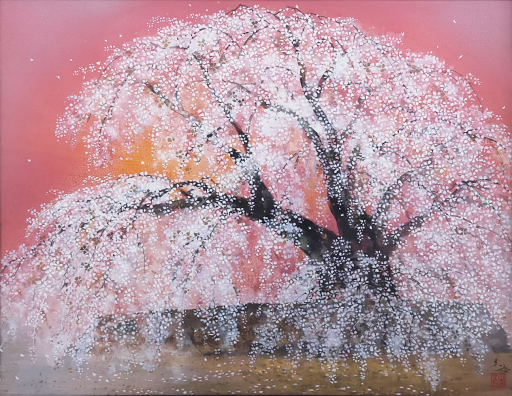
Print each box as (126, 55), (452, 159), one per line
(491, 372), (506, 388)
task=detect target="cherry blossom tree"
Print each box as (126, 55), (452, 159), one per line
(2, 5), (510, 374)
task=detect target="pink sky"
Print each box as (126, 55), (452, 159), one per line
(1, 1), (511, 256)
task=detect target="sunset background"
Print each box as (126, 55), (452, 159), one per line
(1, 0), (511, 257)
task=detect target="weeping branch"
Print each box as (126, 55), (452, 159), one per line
(137, 184), (337, 262)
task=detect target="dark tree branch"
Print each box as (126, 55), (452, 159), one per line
(144, 81), (247, 166)
(192, 53), (250, 154)
(144, 81), (200, 121)
(374, 171), (416, 233)
(138, 185), (337, 262)
(286, 27), (337, 141)
(260, 102), (326, 161)
(381, 177), (510, 254)
(259, 101), (360, 242)
(277, 29), (367, 241)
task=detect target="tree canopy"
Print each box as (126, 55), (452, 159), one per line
(1, 5), (510, 371)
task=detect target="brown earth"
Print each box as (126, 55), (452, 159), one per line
(1, 339), (511, 396)
(1, 303), (511, 395)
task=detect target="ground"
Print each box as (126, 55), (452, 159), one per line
(2, 320), (511, 396)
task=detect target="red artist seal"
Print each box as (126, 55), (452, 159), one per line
(491, 372), (506, 388)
